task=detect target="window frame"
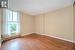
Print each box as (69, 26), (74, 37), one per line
(3, 9), (20, 36)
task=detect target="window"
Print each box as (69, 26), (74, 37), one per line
(3, 9), (20, 36)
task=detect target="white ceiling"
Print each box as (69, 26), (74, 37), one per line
(8, 0), (73, 15)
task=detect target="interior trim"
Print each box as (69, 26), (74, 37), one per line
(34, 33), (74, 43)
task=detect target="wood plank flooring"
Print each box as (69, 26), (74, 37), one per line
(1, 33), (75, 50)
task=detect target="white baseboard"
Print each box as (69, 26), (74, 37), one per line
(38, 33), (74, 43)
(21, 33), (74, 43)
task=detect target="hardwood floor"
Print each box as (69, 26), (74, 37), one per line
(1, 33), (75, 50)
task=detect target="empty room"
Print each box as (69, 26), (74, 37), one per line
(0, 0), (75, 50)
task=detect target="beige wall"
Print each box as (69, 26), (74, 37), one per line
(0, 6), (74, 43)
(20, 13), (34, 36)
(73, 5), (75, 43)
(1, 9), (34, 37)
(34, 15), (44, 34)
(34, 6), (73, 42)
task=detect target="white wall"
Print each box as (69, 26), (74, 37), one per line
(0, 8), (2, 36)
(34, 6), (73, 42)
(0, 9), (1, 37)
(0, 8), (2, 46)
